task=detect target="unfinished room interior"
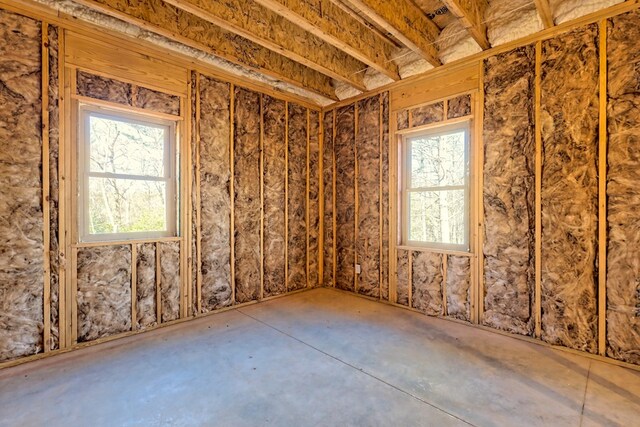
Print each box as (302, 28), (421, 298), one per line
(1, 0), (640, 425)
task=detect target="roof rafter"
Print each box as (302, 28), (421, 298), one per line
(345, 0), (442, 67)
(73, 0), (338, 100)
(441, 0), (491, 49)
(534, 0), (555, 28)
(162, 0), (368, 90)
(252, 0), (400, 81)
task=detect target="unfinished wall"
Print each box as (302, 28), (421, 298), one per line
(606, 9), (640, 365)
(412, 252), (443, 316)
(482, 45), (536, 336)
(159, 241), (180, 322)
(540, 25), (599, 353)
(447, 256), (471, 321)
(136, 243), (156, 329)
(0, 10), (44, 362)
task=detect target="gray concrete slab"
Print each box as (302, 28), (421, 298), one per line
(0, 288), (637, 426)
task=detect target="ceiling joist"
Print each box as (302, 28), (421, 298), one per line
(162, 0), (368, 91)
(345, 0), (442, 67)
(252, 0), (400, 81)
(534, 0), (555, 28)
(441, 0), (491, 49)
(73, 0), (337, 100)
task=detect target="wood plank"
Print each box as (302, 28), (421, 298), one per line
(534, 41), (542, 339)
(441, 0), (490, 49)
(252, 0), (399, 80)
(42, 23), (51, 352)
(534, 0), (555, 28)
(163, 0), (367, 90)
(72, 0), (337, 100)
(131, 244), (137, 331)
(346, 0), (441, 66)
(597, 19), (607, 356)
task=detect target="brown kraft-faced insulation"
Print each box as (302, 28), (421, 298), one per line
(0, 10), (43, 362)
(606, 10), (640, 365)
(48, 24), (60, 350)
(136, 243), (156, 328)
(308, 110), (320, 287)
(198, 75), (232, 311)
(447, 94), (472, 119)
(322, 110), (334, 287)
(334, 105), (356, 291)
(234, 87), (261, 303)
(262, 95), (286, 297)
(410, 102), (444, 127)
(159, 241), (180, 322)
(396, 250), (410, 306)
(381, 92), (390, 301)
(412, 251), (443, 316)
(133, 86), (180, 116)
(356, 95), (381, 298)
(447, 256), (471, 322)
(482, 45), (536, 336)
(76, 70), (132, 104)
(287, 103), (308, 291)
(397, 110), (409, 130)
(540, 25), (599, 353)
(77, 246), (131, 342)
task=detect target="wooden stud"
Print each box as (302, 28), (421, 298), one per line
(332, 109), (337, 288)
(597, 19), (608, 356)
(475, 62), (485, 325)
(195, 73), (203, 314)
(69, 94), (183, 121)
(184, 73), (192, 317)
(318, 109), (324, 285)
(156, 242), (162, 323)
(67, 68), (79, 347)
(42, 23), (52, 352)
(284, 103), (294, 292)
(260, 94), (265, 299)
(306, 108), (311, 288)
(389, 106), (398, 304)
(131, 244), (137, 331)
(354, 101), (359, 293)
(442, 253), (448, 316)
(534, 0), (555, 29)
(58, 40), (68, 349)
(408, 250), (413, 308)
(70, 247), (78, 344)
(379, 94), (384, 300)
(534, 40), (543, 339)
(230, 85), (236, 304)
(179, 93), (188, 319)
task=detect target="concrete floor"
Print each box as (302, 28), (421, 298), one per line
(0, 289), (639, 427)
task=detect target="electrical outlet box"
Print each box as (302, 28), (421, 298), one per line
(355, 264), (361, 274)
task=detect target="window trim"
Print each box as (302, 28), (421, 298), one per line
(400, 121), (471, 252)
(77, 104), (178, 242)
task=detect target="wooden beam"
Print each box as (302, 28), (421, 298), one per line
(162, 0), (367, 90)
(534, 0), (555, 28)
(346, 0), (441, 66)
(73, 0), (337, 100)
(252, 0), (400, 81)
(441, 0), (491, 49)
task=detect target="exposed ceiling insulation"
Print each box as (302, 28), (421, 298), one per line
(333, 78), (363, 101)
(393, 47), (435, 79)
(551, 0), (625, 24)
(486, 0), (544, 46)
(436, 20), (482, 64)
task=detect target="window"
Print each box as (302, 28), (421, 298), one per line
(78, 105), (178, 242)
(402, 123), (470, 251)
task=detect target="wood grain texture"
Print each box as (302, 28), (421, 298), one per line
(411, 251), (443, 316)
(540, 24), (599, 353)
(334, 105), (356, 291)
(0, 10), (44, 362)
(234, 87), (261, 303)
(322, 110), (334, 287)
(48, 24), (60, 351)
(159, 241), (180, 322)
(262, 95), (286, 296)
(482, 45), (536, 336)
(447, 255), (471, 321)
(198, 75), (232, 311)
(287, 103), (308, 291)
(308, 110), (320, 287)
(606, 10), (640, 365)
(411, 101), (444, 127)
(356, 95), (381, 298)
(447, 94), (472, 119)
(381, 92), (390, 301)
(77, 246), (131, 342)
(135, 243), (156, 328)
(396, 249), (410, 306)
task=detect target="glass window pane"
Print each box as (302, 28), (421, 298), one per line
(408, 189), (465, 245)
(89, 114), (166, 177)
(408, 130), (466, 188)
(88, 177), (167, 234)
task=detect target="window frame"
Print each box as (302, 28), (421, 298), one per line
(77, 104), (178, 243)
(400, 121), (471, 252)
